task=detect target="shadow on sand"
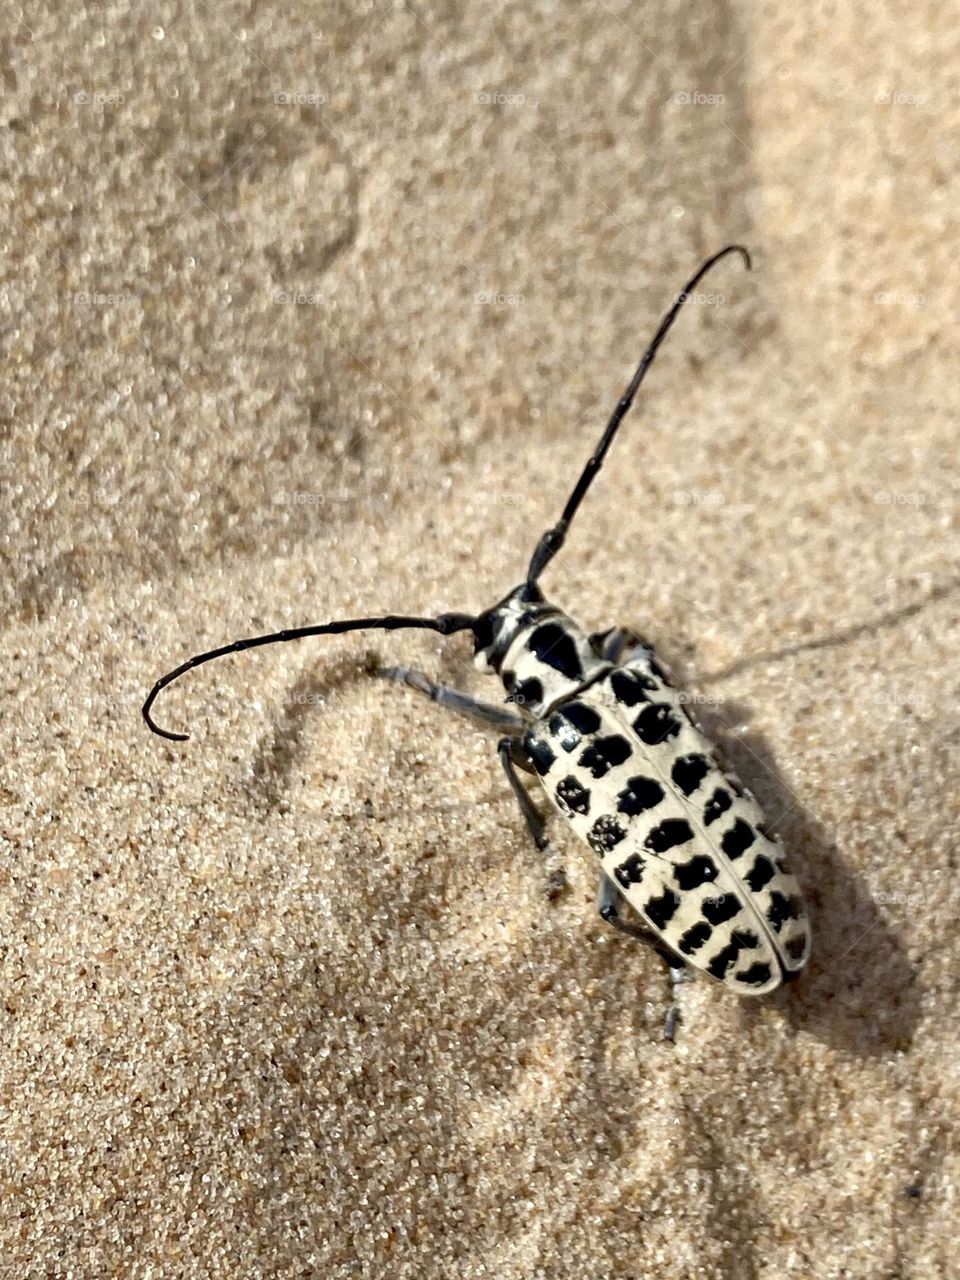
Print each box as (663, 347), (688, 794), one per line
(697, 698), (920, 1057)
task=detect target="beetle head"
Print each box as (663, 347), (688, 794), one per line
(472, 582), (555, 674)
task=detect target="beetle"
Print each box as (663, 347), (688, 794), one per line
(143, 245), (811, 1023)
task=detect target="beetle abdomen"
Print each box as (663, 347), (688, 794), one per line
(525, 649), (811, 995)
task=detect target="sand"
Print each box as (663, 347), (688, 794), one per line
(2, 2), (959, 1276)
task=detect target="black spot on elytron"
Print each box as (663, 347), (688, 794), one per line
(613, 853), (646, 888)
(616, 775), (664, 816)
(528, 622), (584, 680)
(678, 921), (712, 955)
(737, 961), (773, 987)
(548, 712), (581, 753)
(633, 703), (682, 745)
(555, 775), (590, 816)
(721, 818), (756, 860)
(524, 735), (556, 777)
(588, 815), (627, 854)
(578, 734), (632, 779)
(785, 934), (808, 963)
(673, 855), (719, 890)
(705, 928), (759, 981)
(512, 676), (543, 708)
(703, 787), (732, 825)
(671, 754), (709, 796)
(707, 940), (742, 980)
(560, 702), (602, 734)
(766, 890), (799, 931)
(609, 669), (656, 706)
(745, 854), (775, 891)
(644, 887), (680, 930)
(730, 928), (760, 950)
(644, 818), (695, 853)
(703, 894), (740, 925)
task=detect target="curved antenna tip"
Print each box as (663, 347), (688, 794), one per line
(142, 695), (190, 742)
(728, 244), (752, 270)
(524, 241), (757, 586)
(139, 609), (476, 746)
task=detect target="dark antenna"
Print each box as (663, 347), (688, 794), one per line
(526, 244), (752, 586)
(142, 611), (477, 741)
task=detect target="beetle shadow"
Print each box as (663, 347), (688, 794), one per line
(695, 701), (921, 1056)
(248, 654), (378, 809)
(700, 577), (960, 686)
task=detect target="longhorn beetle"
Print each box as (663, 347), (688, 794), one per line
(143, 245), (811, 1026)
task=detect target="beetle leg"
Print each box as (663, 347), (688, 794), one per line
(597, 874), (686, 1040)
(498, 736), (567, 899)
(663, 966), (686, 1044)
(598, 871), (657, 939)
(380, 665), (525, 733)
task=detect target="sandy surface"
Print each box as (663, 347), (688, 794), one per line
(3, 2), (959, 1277)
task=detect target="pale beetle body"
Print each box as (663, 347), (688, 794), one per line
(144, 245), (811, 1023)
(474, 586), (811, 994)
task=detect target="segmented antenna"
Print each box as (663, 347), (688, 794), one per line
(526, 244), (752, 586)
(142, 611), (477, 741)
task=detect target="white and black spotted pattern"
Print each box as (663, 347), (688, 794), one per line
(480, 591), (811, 996)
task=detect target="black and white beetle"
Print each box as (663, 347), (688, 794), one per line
(143, 246), (810, 1014)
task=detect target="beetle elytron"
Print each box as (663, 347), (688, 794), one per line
(143, 245), (811, 1011)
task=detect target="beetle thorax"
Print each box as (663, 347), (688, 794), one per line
(499, 612), (610, 717)
(472, 584), (609, 719)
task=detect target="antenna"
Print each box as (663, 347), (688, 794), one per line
(526, 244), (752, 586)
(142, 611), (477, 741)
